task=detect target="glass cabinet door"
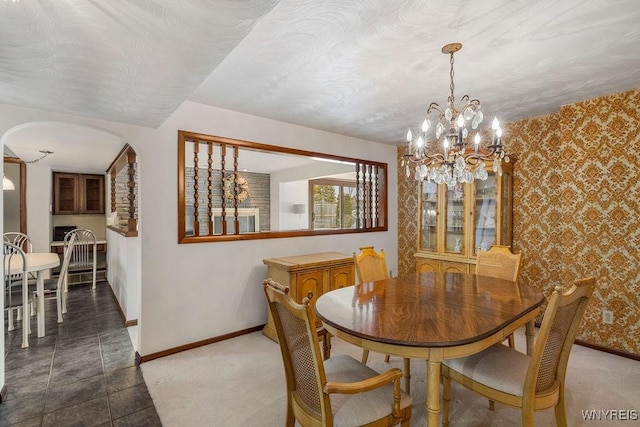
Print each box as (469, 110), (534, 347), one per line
(420, 180), (438, 251)
(474, 171), (497, 255)
(445, 183), (465, 254)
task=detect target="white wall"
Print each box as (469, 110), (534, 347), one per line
(26, 163), (53, 253)
(52, 215), (107, 240)
(0, 101), (398, 363)
(107, 229), (141, 324)
(3, 162), (21, 233)
(279, 180), (308, 230)
(138, 101), (398, 355)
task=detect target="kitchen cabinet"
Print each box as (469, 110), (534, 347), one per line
(53, 173), (105, 214)
(415, 159), (513, 272)
(262, 252), (354, 342)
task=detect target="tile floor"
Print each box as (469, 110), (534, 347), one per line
(1, 282), (161, 426)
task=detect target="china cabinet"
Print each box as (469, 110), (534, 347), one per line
(415, 160), (513, 273)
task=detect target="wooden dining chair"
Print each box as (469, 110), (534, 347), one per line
(263, 278), (412, 427)
(476, 244), (522, 348)
(353, 246), (412, 394)
(441, 276), (596, 427)
(4, 242), (31, 347)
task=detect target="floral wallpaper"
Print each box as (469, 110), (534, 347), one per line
(398, 89), (640, 356)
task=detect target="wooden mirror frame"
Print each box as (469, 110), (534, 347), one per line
(178, 130), (388, 243)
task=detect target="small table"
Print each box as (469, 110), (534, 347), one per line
(315, 272), (545, 427)
(5, 252), (61, 346)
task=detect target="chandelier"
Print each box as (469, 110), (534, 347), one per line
(401, 43), (510, 187)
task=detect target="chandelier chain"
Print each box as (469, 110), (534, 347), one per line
(449, 52), (455, 107)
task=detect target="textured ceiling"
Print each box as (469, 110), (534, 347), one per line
(1, 0), (640, 153)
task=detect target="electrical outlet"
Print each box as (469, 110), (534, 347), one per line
(603, 309), (614, 325)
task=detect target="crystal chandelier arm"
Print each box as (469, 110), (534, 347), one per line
(404, 151), (447, 165)
(458, 96), (481, 114)
(427, 102), (445, 116)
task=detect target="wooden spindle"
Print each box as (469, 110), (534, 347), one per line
(193, 141), (200, 236)
(220, 144), (227, 235)
(207, 143), (214, 236)
(110, 168), (117, 214)
(127, 149), (137, 233)
(233, 145), (239, 234)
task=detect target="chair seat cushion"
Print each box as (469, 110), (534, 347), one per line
(324, 354), (412, 426)
(444, 343), (530, 397)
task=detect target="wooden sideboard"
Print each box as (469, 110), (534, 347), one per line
(262, 252), (355, 342)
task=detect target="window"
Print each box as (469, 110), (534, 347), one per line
(310, 179), (358, 229)
(178, 130), (388, 243)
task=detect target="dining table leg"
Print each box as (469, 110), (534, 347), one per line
(525, 320), (535, 355)
(426, 350), (444, 426)
(21, 275), (29, 348)
(36, 271), (45, 337)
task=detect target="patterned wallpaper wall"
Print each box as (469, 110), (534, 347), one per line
(397, 89), (640, 355)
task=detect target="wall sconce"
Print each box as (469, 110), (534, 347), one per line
(3, 175), (15, 191)
(293, 204), (306, 229)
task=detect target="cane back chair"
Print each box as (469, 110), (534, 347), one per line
(476, 244), (522, 348)
(442, 276), (596, 427)
(264, 278), (412, 427)
(353, 246), (411, 394)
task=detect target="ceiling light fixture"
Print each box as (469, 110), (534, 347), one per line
(401, 43), (510, 187)
(3, 176), (15, 191)
(25, 150), (54, 164)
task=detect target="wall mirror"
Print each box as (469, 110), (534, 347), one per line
(178, 130), (388, 243)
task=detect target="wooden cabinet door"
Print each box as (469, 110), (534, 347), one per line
(81, 175), (105, 214)
(295, 269), (325, 328)
(329, 264), (354, 291)
(54, 173), (79, 214)
(441, 261), (469, 274)
(293, 270), (324, 304)
(416, 258), (439, 273)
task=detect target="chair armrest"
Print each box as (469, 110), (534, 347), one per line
(324, 367), (403, 420)
(324, 367), (402, 394)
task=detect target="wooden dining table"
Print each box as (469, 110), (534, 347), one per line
(5, 252), (61, 347)
(315, 271), (545, 427)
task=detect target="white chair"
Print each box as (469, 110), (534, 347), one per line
(3, 232), (33, 253)
(4, 242), (31, 347)
(64, 228), (97, 290)
(30, 233), (77, 323)
(4, 232), (35, 286)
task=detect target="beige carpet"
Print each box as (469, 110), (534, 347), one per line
(141, 328), (639, 426)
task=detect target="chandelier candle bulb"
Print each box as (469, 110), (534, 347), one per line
(401, 42), (511, 187)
